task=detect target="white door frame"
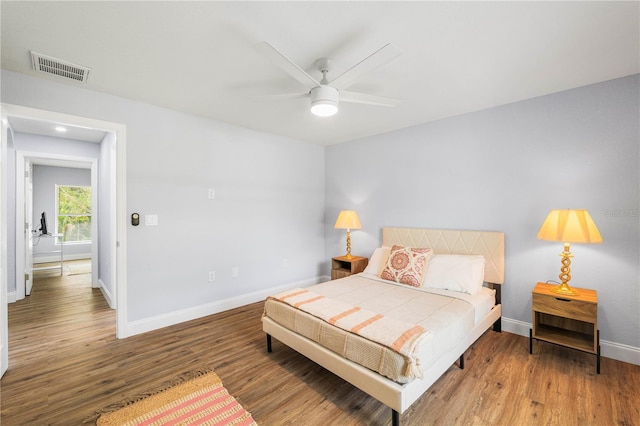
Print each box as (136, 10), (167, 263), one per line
(25, 158), (33, 296)
(0, 104), (128, 380)
(16, 151), (99, 297)
(1, 108), (10, 377)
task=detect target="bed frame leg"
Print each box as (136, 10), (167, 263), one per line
(492, 317), (502, 332)
(489, 283), (502, 333)
(266, 334), (272, 353)
(392, 409), (400, 426)
(459, 353), (464, 369)
(597, 329), (601, 374)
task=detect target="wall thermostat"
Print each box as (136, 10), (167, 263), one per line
(131, 213), (140, 226)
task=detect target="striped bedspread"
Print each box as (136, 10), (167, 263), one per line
(268, 287), (432, 377)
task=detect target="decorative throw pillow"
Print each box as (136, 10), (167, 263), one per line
(380, 245), (431, 287)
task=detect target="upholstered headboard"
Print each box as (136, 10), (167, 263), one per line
(382, 227), (505, 285)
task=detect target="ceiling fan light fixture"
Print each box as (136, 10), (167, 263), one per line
(311, 100), (338, 117)
(310, 85), (339, 117)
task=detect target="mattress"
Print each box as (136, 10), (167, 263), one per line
(263, 273), (496, 383)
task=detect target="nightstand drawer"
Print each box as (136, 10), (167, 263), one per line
(532, 293), (596, 323)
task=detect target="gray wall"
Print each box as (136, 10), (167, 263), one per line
(3, 70), (326, 322)
(325, 74), (639, 349)
(31, 164), (92, 259)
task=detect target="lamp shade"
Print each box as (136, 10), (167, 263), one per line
(334, 210), (361, 230)
(537, 209), (602, 243)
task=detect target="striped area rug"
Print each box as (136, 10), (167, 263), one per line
(95, 369), (256, 426)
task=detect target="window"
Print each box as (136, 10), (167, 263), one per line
(56, 185), (91, 244)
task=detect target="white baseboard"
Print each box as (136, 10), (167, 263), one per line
(7, 291), (16, 303)
(501, 317), (531, 337)
(502, 317), (640, 366)
(98, 279), (115, 309)
(33, 254), (91, 263)
(125, 276), (328, 337)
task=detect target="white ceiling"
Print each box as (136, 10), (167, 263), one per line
(7, 116), (107, 143)
(2, 1), (638, 146)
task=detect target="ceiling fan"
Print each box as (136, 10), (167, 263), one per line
(255, 41), (402, 117)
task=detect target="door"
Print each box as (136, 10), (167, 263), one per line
(25, 160), (33, 296)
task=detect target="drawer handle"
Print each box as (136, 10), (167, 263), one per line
(555, 297), (572, 302)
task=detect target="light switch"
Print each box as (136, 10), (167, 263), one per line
(145, 214), (158, 226)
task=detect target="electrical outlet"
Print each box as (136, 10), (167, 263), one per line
(208, 188), (215, 199)
(232, 266), (239, 278)
(208, 271), (216, 282)
(283, 258), (289, 267)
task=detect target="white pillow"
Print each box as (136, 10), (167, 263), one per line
(362, 246), (391, 276)
(422, 254), (485, 295)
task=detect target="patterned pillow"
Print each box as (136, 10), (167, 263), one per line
(380, 245), (432, 287)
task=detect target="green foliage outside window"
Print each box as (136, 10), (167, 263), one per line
(57, 185), (91, 244)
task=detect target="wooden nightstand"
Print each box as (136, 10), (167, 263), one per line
(530, 282), (600, 373)
(331, 256), (368, 280)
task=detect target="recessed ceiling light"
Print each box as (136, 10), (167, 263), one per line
(55, 126), (67, 132)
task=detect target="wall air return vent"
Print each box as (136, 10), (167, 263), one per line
(30, 51), (90, 83)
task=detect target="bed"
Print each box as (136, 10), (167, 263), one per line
(262, 227), (504, 425)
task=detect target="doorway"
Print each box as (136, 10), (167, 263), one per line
(0, 104), (128, 379)
(30, 160), (97, 290)
(17, 153), (99, 299)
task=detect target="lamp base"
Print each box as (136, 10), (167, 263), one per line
(551, 282), (579, 296)
(344, 229), (353, 259)
(551, 243), (579, 296)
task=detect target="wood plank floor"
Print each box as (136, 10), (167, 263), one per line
(2, 267), (639, 425)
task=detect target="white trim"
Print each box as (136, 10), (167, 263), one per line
(33, 253), (91, 263)
(98, 278), (115, 309)
(15, 151), (26, 300)
(90, 165), (99, 288)
(0, 111), (7, 376)
(502, 317), (640, 366)
(501, 317), (531, 336)
(125, 276), (327, 337)
(16, 151), (97, 299)
(1, 104), (127, 340)
(115, 124), (127, 338)
(7, 292), (16, 304)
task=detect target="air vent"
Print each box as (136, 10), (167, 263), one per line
(30, 51), (90, 83)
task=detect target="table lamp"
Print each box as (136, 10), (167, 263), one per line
(334, 210), (361, 259)
(537, 209), (602, 295)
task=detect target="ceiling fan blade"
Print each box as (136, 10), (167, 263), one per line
(255, 41), (320, 89)
(330, 43), (402, 90)
(254, 92), (309, 100)
(341, 90), (402, 107)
